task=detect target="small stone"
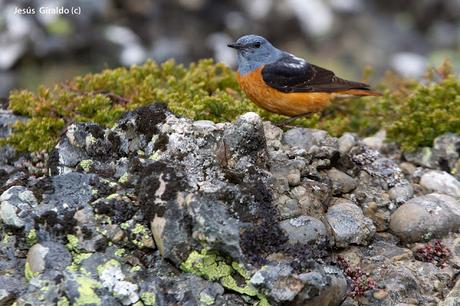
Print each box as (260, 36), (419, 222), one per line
(338, 133), (356, 154)
(389, 184), (414, 204)
(279, 215), (327, 245)
(282, 128), (337, 150)
(250, 262), (303, 303)
(420, 170), (460, 198)
(433, 133), (460, 170)
(438, 278), (460, 306)
(326, 168), (357, 195)
(362, 129), (386, 151)
(404, 147), (438, 168)
(287, 169), (301, 187)
(363, 201), (390, 231)
(326, 199), (376, 247)
(275, 195), (302, 219)
(373, 289), (389, 300)
(399, 162), (417, 175)
(390, 193), (460, 242)
(294, 266), (347, 306)
(26, 242), (71, 279)
(106, 225), (125, 242)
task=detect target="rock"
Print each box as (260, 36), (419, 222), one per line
(326, 168), (357, 195)
(326, 199), (376, 247)
(433, 133), (460, 170)
(282, 128), (338, 151)
(4, 104), (460, 305)
(390, 193), (460, 242)
(420, 170), (460, 198)
(0, 186), (37, 228)
(222, 112), (268, 169)
(97, 259), (140, 304)
(338, 132), (357, 154)
(362, 201), (391, 232)
(26, 241), (72, 279)
(404, 147), (438, 169)
(362, 129), (387, 151)
(389, 184), (414, 204)
(293, 265), (347, 306)
(350, 145), (406, 188)
(279, 215), (327, 245)
(289, 180), (331, 219)
(42, 172), (93, 212)
(139, 161), (191, 264)
(0, 109), (27, 138)
(250, 262), (347, 305)
(188, 195), (242, 260)
(250, 262), (304, 303)
(439, 278), (460, 306)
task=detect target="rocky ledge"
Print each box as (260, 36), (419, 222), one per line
(1, 104), (460, 306)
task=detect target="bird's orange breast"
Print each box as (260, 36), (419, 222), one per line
(237, 67), (331, 117)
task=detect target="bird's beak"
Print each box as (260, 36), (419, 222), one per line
(227, 43), (244, 50)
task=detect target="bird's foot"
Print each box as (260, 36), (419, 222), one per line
(274, 112), (312, 128)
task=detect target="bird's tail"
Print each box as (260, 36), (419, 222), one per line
(337, 89), (382, 96)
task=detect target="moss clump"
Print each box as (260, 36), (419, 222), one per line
(2, 59), (260, 152)
(384, 73), (460, 151)
(2, 59), (459, 152)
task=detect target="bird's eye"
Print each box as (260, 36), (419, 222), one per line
(254, 42), (261, 48)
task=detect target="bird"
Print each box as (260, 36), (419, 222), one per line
(227, 35), (381, 118)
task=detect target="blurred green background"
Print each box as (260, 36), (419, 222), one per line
(1, 0), (459, 97)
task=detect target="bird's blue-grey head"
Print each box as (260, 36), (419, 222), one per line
(227, 35), (283, 75)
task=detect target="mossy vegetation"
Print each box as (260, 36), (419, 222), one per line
(2, 59), (459, 152)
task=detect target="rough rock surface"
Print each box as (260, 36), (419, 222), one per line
(1, 105), (459, 305)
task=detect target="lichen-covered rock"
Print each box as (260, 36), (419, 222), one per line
(2, 105), (460, 305)
(0, 186), (37, 228)
(390, 193), (460, 242)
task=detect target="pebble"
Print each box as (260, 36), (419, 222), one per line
(420, 170), (460, 198)
(279, 215), (327, 245)
(326, 199), (376, 247)
(390, 193), (460, 242)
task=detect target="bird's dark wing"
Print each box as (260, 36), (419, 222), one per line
(262, 53), (371, 93)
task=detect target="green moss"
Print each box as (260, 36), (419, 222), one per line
(3, 58), (458, 153)
(384, 74), (460, 151)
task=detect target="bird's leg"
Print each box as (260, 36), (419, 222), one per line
(275, 112), (313, 128)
